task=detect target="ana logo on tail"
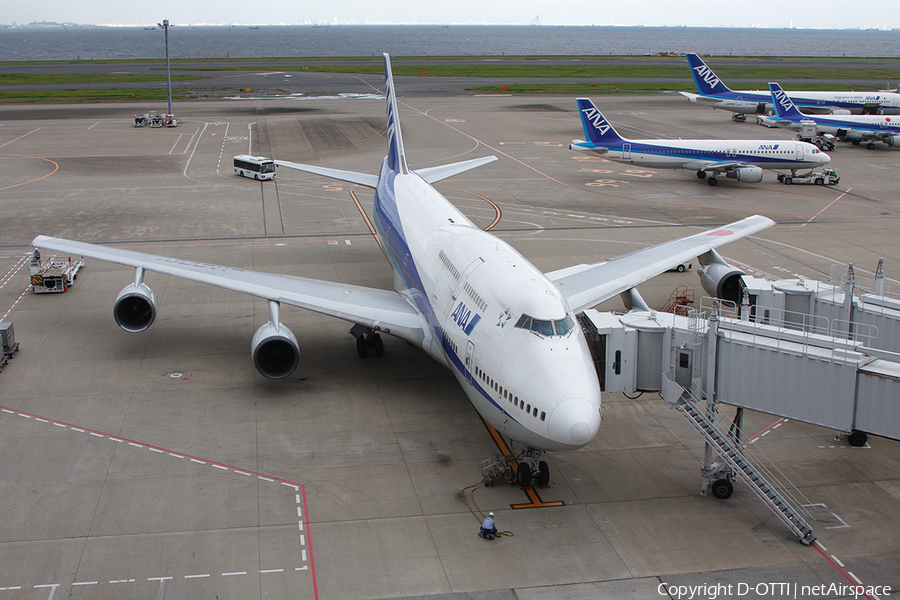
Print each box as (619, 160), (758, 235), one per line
(693, 65), (721, 90)
(773, 89), (794, 112)
(581, 106), (611, 136)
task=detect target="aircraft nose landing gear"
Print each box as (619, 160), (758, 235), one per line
(516, 448), (550, 489)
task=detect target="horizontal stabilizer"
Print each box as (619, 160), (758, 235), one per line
(275, 160), (379, 188)
(416, 156), (497, 184)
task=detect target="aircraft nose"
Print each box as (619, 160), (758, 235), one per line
(547, 396), (601, 448)
(821, 152), (831, 163)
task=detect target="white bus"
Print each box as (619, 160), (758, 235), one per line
(233, 155), (276, 180)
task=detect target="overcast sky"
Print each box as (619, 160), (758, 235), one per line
(8, 0), (899, 29)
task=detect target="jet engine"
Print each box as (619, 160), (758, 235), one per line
(726, 165), (764, 183)
(886, 135), (900, 147)
(251, 320), (300, 380)
(114, 282), (157, 332)
(697, 249), (745, 305)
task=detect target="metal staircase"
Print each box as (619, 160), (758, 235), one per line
(667, 377), (817, 544)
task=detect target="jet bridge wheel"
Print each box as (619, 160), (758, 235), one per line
(711, 478), (734, 499)
(707, 177), (718, 186)
(848, 430), (868, 447)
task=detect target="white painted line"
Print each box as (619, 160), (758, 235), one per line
(34, 584), (57, 588)
(300, 534), (305, 546)
(71, 581), (98, 586)
(71, 427), (84, 432)
(761, 430), (770, 437)
(831, 554), (845, 567)
(147, 577), (173, 581)
(149, 447), (163, 453)
(184, 574), (209, 579)
(298, 521), (304, 531)
(52, 423), (66, 428)
(849, 572), (863, 585)
(750, 437), (760, 444)
(212, 464), (228, 470)
(18, 413), (31, 418)
(297, 507), (303, 517)
(109, 437), (123, 443)
(35, 418), (48, 423)
(222, 571), (246, 576)
(168, 453), (184, 458)
(234, 470), (252, 476)
(1, 409), (14, 414)
(259, 569), (283, 574)
(773, 422), (782, 429)
(89, 432), (104, 437)
(258, 476), (274, 482)
(109, 579), (136, 583)
(282, 482), (299, 490)
(0, 586), (23, 590)
(296, 566), (308, 571)
(296, 494), (301, 503)
(190, 459), (206, 464)
(129, 442), (143, 448)
(825, 512), (851, 529)
(302, 550), (307, 562)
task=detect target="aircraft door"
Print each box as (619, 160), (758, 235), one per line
(623, 143), (631, 159)
(675, 347), (693, 390)
(795, 144), (804, 161)
(464, 340), (476, 384)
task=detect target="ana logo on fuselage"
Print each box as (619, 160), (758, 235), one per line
(451, 301), (482, 336)
(758, 144), (780, 150)
(693, 65), (720, 90)
(581, 107), (611, 136)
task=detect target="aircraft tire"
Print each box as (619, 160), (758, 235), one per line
(537, 461), (550, 487)
(867, 143), (877, 150)
(516, 462), (532, 488)
(711, 479), (734, 499)
(696, 170), (706, 179)
(848, 430), (868, 447)
(852, 139), (861, 146)
(707, 177), (718, 186)
(373, 334), (384, 357)
(356, 336), (368, 358)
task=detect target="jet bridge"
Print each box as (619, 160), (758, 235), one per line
(580, 285), (900, 543)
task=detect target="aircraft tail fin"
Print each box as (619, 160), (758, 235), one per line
(383, 53), (409, 175)
(576, 98), (625, 145)
(686, 53), (732, 96)
(769, 82), (805, 119)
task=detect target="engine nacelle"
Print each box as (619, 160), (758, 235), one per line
(698, 250), (746, 305)
(726, 165), (764, 183)
(114, 282), (157, 332)
(251, 321), (300, 380)
(886, 135), (900, 147)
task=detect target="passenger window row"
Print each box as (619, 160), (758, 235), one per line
(475, 366), (546, 422)
(438, 250), (460, 281)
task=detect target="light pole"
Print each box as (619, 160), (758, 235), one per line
(157, 18), (173, 115)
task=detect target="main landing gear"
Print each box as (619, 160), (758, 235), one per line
(697, 170), (718, 186)
(351, 325), (384, 358)
(516, 447), (550, 488)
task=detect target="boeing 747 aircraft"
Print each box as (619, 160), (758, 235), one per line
(33, 55), (775, 487)
(681, 53), (900, 120)
(569, 98), (829, 186)
(764, 82), (900, 149)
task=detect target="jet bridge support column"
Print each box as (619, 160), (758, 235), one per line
(700, 310), (720, 495)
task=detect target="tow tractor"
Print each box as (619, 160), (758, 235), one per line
(776, 168), (840, 186)
(30, 251), (84, 293)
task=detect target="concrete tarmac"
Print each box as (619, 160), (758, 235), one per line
(1, 83), (899, 600)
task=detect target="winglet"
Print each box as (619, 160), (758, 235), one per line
(686, 53), (732, 96)
(769, 82), (805, 120)
(575, 98), (625, 145)
(383, 53), (409, 175)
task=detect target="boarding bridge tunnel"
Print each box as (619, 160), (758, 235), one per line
(579, 285), (900, 543)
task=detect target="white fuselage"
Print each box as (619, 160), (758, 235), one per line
(373, 161), (601, 451)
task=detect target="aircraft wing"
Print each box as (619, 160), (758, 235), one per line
(31, 235), (424, 341)
(680, 160), (746, 173)
(275, 160), (380, 188)
(679, 91), (721, 105)
(546, 215), (775, 312)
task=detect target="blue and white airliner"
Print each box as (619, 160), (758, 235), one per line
(570, 98), (830, 186)
(681, 53), (900, 119)
(764, 82), (900, 149)
(33, 55), (775, 487)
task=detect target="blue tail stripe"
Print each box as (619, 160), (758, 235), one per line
(686, 53), (732, 97)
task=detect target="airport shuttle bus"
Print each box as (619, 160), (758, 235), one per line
(233, 155), (276, 180)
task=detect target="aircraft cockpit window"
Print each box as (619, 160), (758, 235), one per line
(515, 313), (575, 337)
